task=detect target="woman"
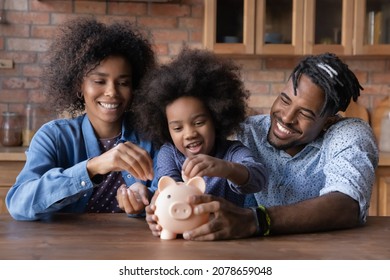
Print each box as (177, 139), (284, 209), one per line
(6, 18), (158, 220)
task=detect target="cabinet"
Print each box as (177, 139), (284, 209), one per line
(204, 0), (390, 56)
(369, 153), (390, 216)
(0, 147), (26, 215)
(354, 0), (390, 55)
(204, 0), (256, 54)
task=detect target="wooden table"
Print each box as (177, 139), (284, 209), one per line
(1, 213), (389, 260)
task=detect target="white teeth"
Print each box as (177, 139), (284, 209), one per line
(276, 122), (292, 134)
(99, 102), (119, 109)
(187, 142), (200, 148)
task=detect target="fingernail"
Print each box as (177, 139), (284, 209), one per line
(193, 207), (199, 215)
(183, 232), (190, 240)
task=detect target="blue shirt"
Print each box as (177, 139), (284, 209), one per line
(6, 113), (158, 220)
(237, 115), (379, 223)
(156, 140), (268, 207)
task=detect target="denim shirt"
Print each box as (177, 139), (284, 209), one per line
(6, 113), (158, 220)
(237, 115), (379, 224)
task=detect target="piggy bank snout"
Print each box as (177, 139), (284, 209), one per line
(169, 202), (192, 220)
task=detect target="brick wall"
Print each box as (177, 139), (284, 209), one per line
(0, 0), (389, 126)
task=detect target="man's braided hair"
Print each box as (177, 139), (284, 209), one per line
(290, 52), (363, 116)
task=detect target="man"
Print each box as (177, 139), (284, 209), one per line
(146, 53), (379, 240)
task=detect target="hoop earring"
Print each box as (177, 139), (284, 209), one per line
(77, 92), (83, 100)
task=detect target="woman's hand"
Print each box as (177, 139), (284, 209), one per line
(87, 141), (154, 181)
(117, 182), (150, 214)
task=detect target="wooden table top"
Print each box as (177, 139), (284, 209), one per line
(1, 213), (389, 260)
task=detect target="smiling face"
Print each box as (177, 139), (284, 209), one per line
(268, 74), (332, 156)
(81, 55), (132, 138)
(165, 96), (216, 157)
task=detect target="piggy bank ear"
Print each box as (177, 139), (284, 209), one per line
(186, 176), (206, 193)
(158, 176), (177, 192)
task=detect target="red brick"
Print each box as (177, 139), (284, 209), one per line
(108, 3), (147, 16)
(0, 89), (28, 103)
(0, 25), (29, 37)
(138, 17), (178, 29)
(23, 65), (43, 77)
(75, 1), (107, 14)
(233, 58), (262, 71)
(152, 29), (189, 42)
(354, 71), (368, 84)
(7, 38), (50, 52)
(150, 4), (191, 17)
(178, 17), (203, 29)
(7, 52), (37, 64)
(371, 73), (390, 84)
(361, 84), (390, 96)
(5, 11), (50, 25)
(181, 0), (204, 5)
(31, 26), (58, 39)
(5, 0), (28, 11)
(95, 15), (137, 25)
(189, 30), (202, 43)
(191, 5), (204, 18)
(30, 91), (48, 103)
(3, 77), (40, 90)
(248, 94), (276, 109)
(30, 0), (72, 13)
(50, 14), (81, 25)
(264, 57), (299, 70)
(245, 82), (270, 95)
(346, 59), (386, 72)
(245, 70), (285, 83)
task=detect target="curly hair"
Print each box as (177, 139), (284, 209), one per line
(132, 48), (250, 148)
(291, 52), (362, 116)
(42, 17), (156, 116)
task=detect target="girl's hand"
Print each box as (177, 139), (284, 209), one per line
(182, 154), (226, 179)
(182, 154), (249, 185)
(145, 190), (162, 237)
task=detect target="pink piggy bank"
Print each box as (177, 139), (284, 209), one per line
(154, 176), (209, 240)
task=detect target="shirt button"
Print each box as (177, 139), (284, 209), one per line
(81, 181), (86, 187)
(126, 174), (132, 178)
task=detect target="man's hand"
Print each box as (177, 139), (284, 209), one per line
(182, 195), (257, 241)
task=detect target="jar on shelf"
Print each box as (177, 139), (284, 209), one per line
(379, 111), (390, 152)
(22, 103), (54, 146)
(0, 111), (22, 146)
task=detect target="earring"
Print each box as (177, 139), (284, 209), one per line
(77, 92), (83, 100)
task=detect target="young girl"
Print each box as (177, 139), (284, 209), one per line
(133, 48), (268, 207)
(6, 18), (158, 220)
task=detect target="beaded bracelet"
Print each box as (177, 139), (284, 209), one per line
(251, 205), (271, 236)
